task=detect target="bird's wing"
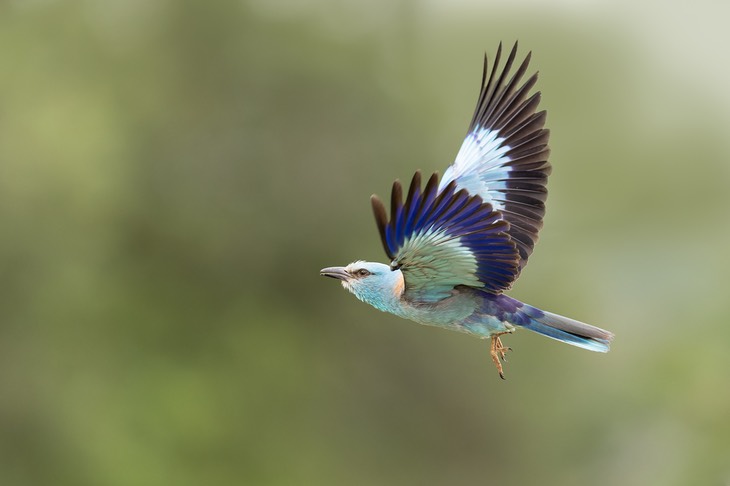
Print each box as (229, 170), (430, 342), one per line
(371, 171), (520, 302)
(439, 41), (551, 272)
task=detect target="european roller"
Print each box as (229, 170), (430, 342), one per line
(320, 42), (614, 379)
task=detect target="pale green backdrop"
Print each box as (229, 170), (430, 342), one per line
(1, 1), (729, 485)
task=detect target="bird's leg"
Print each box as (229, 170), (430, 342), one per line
(490, 333), (512, 380)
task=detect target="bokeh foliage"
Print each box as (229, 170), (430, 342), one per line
(1, 1), (729, 485)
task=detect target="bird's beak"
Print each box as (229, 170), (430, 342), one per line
(320, 266), (350, 281)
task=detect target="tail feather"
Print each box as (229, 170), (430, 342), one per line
(521, 308), (614, 353)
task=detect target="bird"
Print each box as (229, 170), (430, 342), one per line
(320, 42), (614, 379)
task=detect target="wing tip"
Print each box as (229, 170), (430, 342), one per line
(371, 194), (394, 259)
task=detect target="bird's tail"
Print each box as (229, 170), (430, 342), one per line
(519, 305), (614, 353)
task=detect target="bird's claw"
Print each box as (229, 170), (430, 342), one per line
(490, 334), (511, 380)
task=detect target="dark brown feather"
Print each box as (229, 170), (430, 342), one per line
(460, 42), (551, 272)
(370, 195), (392, 259)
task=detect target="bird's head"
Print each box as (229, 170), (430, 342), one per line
(320, 261), (404, 311)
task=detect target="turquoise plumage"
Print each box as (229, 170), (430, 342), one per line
(320, 42), (614, 379)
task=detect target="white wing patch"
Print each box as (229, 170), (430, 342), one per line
(440, 126), (512, 211)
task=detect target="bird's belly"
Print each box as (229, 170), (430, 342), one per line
(399, 294), (514, 338)
(406, 311), (514, 338)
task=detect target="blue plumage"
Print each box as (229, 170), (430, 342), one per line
(321, 42), (614, 379)
(381, 172), (517, 294)
(472, 294), (611, 353)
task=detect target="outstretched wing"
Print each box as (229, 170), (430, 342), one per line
(371, 171), (520, 303)
(440, 41), (551, 272)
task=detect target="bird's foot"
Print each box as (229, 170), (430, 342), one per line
(490, 334), (512, 380)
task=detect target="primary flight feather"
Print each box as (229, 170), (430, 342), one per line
(320, 42), (613, 379)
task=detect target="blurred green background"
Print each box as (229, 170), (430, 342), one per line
(1, 1), (729, 485)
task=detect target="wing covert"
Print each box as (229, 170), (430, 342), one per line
(371, 171), (519, 302)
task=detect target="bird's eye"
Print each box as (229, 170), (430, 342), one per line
(355, 269), (371, 277)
